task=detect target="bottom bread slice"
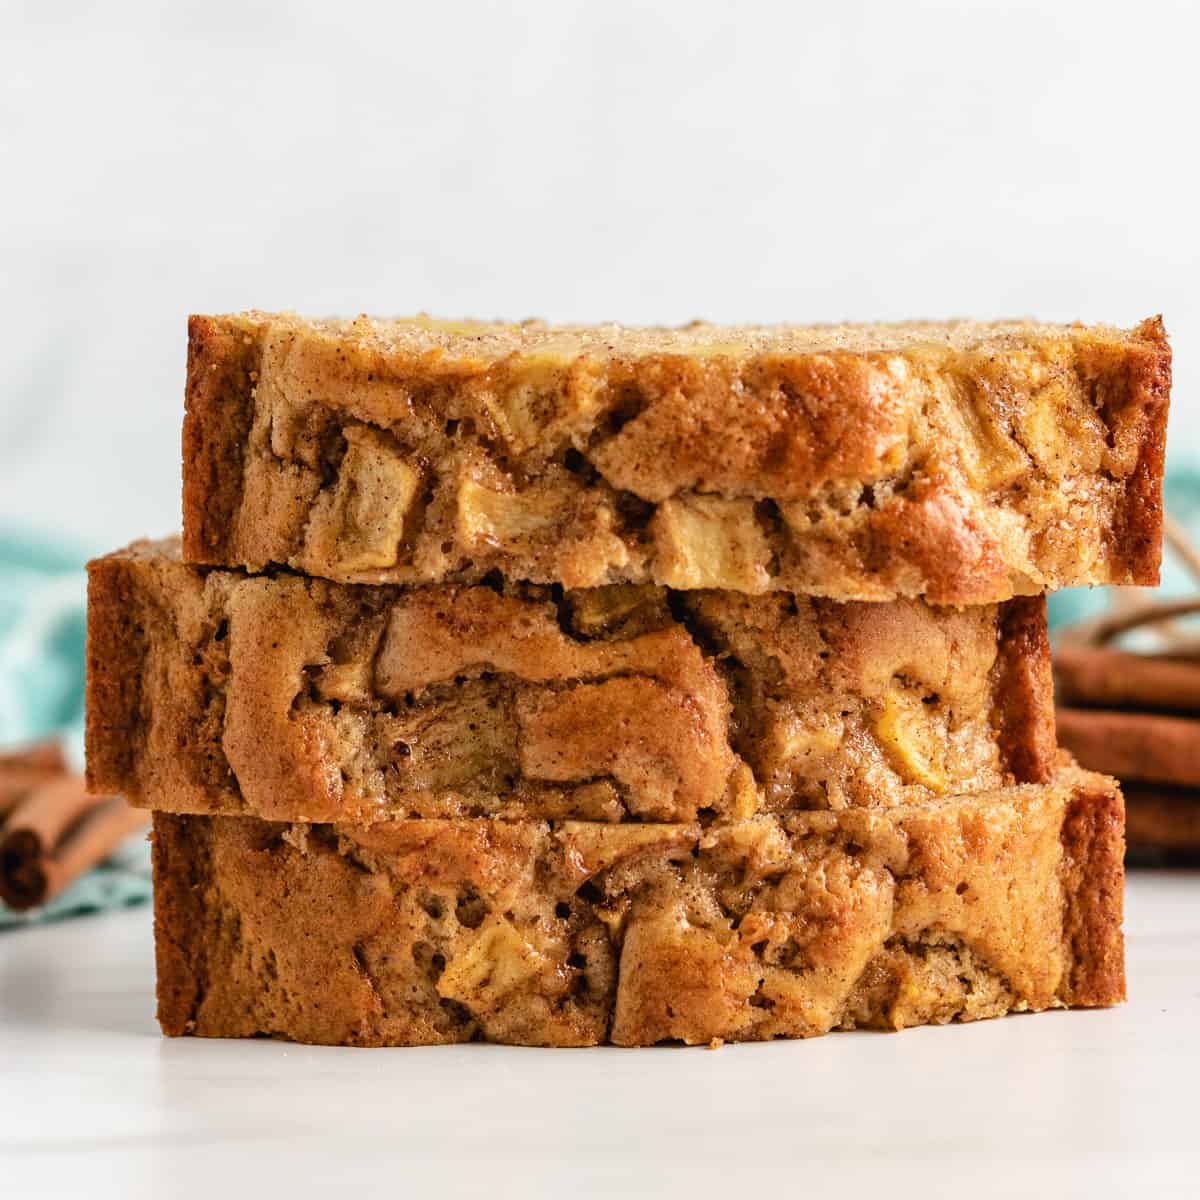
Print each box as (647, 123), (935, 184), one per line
(152, 767), (1125, 1047)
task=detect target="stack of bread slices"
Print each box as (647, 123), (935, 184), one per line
(84, 313), (1170, 1047)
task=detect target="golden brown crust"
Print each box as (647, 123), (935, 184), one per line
(182, 315), (260, 562)
(993, 597), (1058, 783)
(86, 543), (238, 815)
(87, 539), (1053, 823)
(1060, 775), (1126, 1005)
(84, 555), (144, 794)
(180, 312), (1170, 602)
(1103, 316), (1171, 584)
(151, 768), (1125, 1047)
(152, 796), (211, 1036)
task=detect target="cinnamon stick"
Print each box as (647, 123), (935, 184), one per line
(0, 740), (68, 820)
(1056, 706), (1200, 788)
(1124, 784), (1200, 854)
(1055, 645), (1200, 713)
(0, 775), (148, 911)
(0, 740), (67, 773)
(1, 767), (68, 822)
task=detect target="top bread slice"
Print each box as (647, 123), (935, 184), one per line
(184, 313), (1170, 603)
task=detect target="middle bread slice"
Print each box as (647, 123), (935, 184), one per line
(86, 538), (1055, 824)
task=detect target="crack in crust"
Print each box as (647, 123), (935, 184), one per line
(181, 313), (1170, 603)
(151, 767), (1125, 1046)
(87, 540), (1056, 824)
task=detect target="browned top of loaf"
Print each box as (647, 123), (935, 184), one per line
(202, 312), (1158, 364)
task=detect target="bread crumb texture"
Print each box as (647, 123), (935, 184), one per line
(151, 767), (1124, 1046)
(182, 313), (1170, 603)
(87, 540), (1056, 823)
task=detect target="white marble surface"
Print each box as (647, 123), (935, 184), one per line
(1, 869), (1197, 1198)
(3, 0), (1199, 553)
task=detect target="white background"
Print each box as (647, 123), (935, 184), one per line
(1, 0), (1197, 553)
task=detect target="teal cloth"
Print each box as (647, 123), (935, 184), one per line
(0, 532), (151, 927)
(0, 836), (151, 929)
